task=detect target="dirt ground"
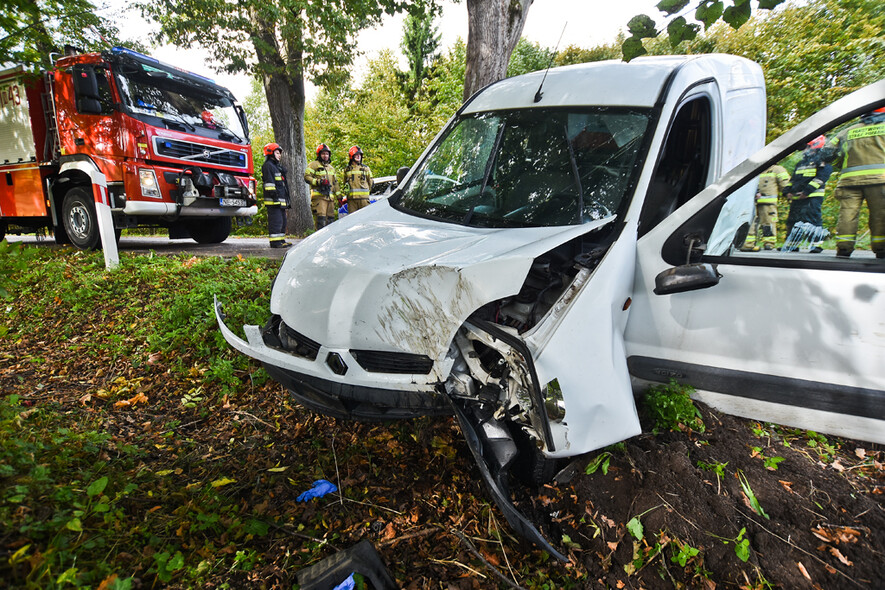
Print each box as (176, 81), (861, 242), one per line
(2, 342), (883, 588)
(521, 403), (885, 589)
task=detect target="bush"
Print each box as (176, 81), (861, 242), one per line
(643, 379), (705, 434)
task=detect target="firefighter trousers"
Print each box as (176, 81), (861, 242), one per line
(744, 202), (778, 249)
(835, 184), (885, 256)
(267, 203), (287, 245)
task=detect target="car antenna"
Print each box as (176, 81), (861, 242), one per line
(534, 23), (567, 103)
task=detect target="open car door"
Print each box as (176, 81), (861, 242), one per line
(625, 79), (885, 445)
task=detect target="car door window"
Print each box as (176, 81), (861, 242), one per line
(702, 112), (885, 265)
(638, 96), (713, 237)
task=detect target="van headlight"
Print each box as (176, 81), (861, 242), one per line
(139, 169), (161, 198)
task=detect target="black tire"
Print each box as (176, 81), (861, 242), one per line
(510, 425), (561, 485)
(0, 221), (5, 242)
(186, 217), (231, 244)
(62, 187), (101, 250)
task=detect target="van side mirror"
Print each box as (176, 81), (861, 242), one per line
(396, 166), (410, 185)
(653, 263), (721, 295)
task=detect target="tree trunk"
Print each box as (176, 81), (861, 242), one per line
(463, 0), (533, 101)
(250, 18), (314, 236)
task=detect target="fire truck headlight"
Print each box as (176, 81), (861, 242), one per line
(139, 169), (161, 198)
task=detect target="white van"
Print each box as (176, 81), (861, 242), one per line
(217, 55), (885, 556)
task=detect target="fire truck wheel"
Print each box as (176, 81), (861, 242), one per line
(186, 217), (232, 244)
(62, 188), (101, 250)
(0, 221), (5, 242)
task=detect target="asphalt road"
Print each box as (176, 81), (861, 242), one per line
(4, 234), (301, 260)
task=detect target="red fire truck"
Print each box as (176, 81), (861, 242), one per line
(0, 47), (256, 249)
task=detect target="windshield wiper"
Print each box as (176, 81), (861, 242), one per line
(564, 124), (584, 224)
(463, 124), (506, 225)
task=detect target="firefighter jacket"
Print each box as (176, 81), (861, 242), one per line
(344, 163), (374, 199)
(829, 114), (885, 188)
(756, 164), (790, 204)
(261, 157), (290, 206)
(305, 161), (339, 200)
(785, 152), (832, 199)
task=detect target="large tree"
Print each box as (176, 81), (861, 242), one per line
(141, 0), (422, 235)
(0, 0), (123, 67)
(463, 0), (533, 100)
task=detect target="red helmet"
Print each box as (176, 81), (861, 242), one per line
(348, 145), (363, 160)
(263, 143), (281, 156)
(316, 143), (331, 158)
(806, 135), (826, 150)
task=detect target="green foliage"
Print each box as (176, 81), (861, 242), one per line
(712, 526), (752, 562)
(400, 2), (441, 97)
(507, 38), (555, 77)
(737, 470), (769, 519)
(643, 379), (705, 434)
(0, 394), (140, 587)
(621, 0), (788, 60)
(584, 452), (612, 475)
(697, 460), (728, 477)
(0, 0), (125, 67)
(640, 0), (885, 141)
(0, 240), (37, 300)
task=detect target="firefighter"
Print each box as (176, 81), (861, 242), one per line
(261, 143), (291, 249)
(827, 107), (885, 258)
(343, 146), (374, 214)
(783, 136), (833, 252)
(741, 163), (790, 251)
(304, 143), (339, 230)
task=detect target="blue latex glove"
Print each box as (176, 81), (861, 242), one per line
(332, 573), (355, 590)
(296, 479), (338, 502)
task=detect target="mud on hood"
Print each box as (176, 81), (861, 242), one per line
(272, 200), (613, 360)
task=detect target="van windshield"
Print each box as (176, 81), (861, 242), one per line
(396, 108), (650, 227)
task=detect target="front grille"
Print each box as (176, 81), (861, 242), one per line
(153, 137), (247, 168)
(351, 350), (434, 374)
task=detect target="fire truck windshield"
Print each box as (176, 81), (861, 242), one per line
(114, 63), (248, 144)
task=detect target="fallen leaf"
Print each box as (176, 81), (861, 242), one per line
(855, 448), (866, 460)
(829, 547), (853, 566)
(382, 522), (396, 541)
(616, 581), (625, 589)
(831, 459), (845, 472)
(79, 393), (93, 404)
(607, 541), (619, 552)
(779, 480), (794, 494)
(211, 477), (236, 488)
(797, 562), (811, 580)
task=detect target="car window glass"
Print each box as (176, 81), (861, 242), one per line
(704, 111), (885, 263)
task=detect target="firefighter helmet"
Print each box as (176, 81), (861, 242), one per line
(807, 135), (826, 150)
(316, 143), (331, 158)
(263, 143), (281, 156)
(348, 145), (363, 160)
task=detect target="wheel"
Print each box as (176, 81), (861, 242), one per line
(0, 221), (5, 242)
(509, 424), (561, 485)
(62, 187), (101, 250)
(186, 217), (231, 244)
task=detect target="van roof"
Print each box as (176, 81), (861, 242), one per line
(462, 54), (757, 113)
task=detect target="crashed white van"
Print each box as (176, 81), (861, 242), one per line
(217, 55), (885, 556)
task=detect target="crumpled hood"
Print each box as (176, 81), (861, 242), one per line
(272, 200), (613, 359)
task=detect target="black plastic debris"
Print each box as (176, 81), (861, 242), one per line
(296, 539), (397, 590)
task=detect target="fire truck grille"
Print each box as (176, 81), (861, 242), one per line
(154, 138), (247, 168)
(350, 350), (434, 375)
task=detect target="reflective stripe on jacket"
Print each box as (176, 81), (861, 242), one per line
(344, 164), (373, 198)
(261, 158), (290, 205)
(832, 122), (885, 187)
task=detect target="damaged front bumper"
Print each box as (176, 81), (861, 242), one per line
(214, 296), (568, 560)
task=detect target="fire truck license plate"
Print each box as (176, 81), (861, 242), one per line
(220, 198), (247, 207)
